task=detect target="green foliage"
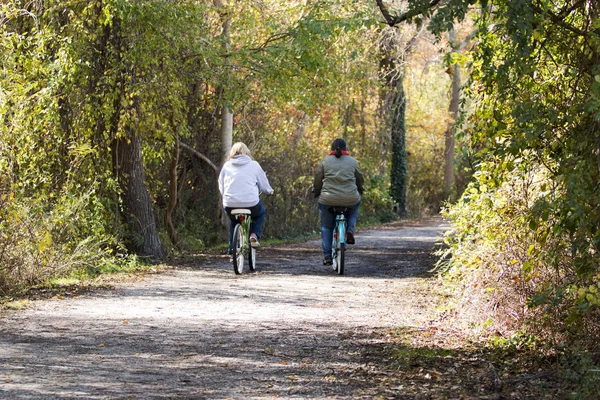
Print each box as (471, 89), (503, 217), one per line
(0, 190), (117, 294)
(436, 0), (600, 350)
(0, 0), (419, 291)
(405, 61), (450, 216)
(560, 352), (600, 399)
(0, 0), (216, 288)
(487, 331), (538, 352)
(360, 172), (396, 224)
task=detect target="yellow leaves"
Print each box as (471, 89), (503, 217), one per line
(585, 293), (597, 303)
(69, 142), (96, 158)
(575, 285), (600, 307)
(0, 192), (14, 202)
(37, 232), (53, 253)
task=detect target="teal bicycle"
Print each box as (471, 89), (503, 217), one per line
(230, 208), (256, 275)
(330, 207), (348, 275)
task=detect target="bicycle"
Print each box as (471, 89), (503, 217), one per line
(330, 207), (348, 275)
(230, 208), (256, 275)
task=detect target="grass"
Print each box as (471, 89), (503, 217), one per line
(0, 253), (164, 315)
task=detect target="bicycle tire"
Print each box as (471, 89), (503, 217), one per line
(337, 225), (345, 275)
(248, 246), (256, 271)
(332, 223), (345, 275)
(331, 230), (339, 271)
(232, 223), (245, 275)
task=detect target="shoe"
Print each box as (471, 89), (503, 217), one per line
(346, 231), (355, 245)
(250, 233), (260, 248)
(323, 257), (333, 266)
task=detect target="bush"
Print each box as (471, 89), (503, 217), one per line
(0, 190), (117, 295)
(440, 162), (600, 349)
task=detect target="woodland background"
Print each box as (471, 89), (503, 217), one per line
(1, 0), (599, 368)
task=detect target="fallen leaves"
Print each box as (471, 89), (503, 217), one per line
(354, 326), (567, 399)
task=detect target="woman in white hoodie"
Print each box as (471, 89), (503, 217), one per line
(218, 142), (274, 252)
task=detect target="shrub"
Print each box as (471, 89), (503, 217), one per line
(440, 162), (600, 349)
(0, 189), (117, 295)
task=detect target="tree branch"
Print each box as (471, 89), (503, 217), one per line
(178, 140), (219, 173)
(249, 32), (291, 51)
(375, 0), (442, 27)
(530, 2), (587, 37)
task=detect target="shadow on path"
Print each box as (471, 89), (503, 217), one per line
(0, 217), (449, 399)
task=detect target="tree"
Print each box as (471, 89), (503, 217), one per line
(214, 0), (233, 167)
(378, 0), (600, 347)
(380, 28), (409, 217)
(443, 25), (476, 198)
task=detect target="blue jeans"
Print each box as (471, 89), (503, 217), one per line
(318, 202), (360, 259)
(225, 200), (266, 252)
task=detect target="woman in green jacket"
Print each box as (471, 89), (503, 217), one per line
(313, 138), (364, 266)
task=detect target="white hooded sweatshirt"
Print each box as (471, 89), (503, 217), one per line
(218, 155), (274, 207)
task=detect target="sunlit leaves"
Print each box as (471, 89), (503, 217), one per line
(439, 0), (600, 347)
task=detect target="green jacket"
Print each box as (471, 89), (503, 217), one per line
(313, 154), (364, 206)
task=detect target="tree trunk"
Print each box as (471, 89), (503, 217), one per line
(221, 106), (233, 165)
(389, 74), (408, 218)
(214, 0), (233, 233)
(215, 0), (233, 166)
(112, 129), (164, 261)
(444, 62), (461, 197)
(380, 29), (408, 217)
(89, 9), (163, 261)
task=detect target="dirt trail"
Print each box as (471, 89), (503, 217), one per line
(0, 218), (448, 399)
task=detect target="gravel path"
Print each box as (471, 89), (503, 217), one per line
(0, 218), (448, 399)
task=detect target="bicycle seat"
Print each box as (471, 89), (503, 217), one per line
(231, 209), (251, 215)
(329, 207), (349, 215)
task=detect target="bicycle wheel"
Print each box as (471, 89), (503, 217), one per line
(332, 224), (345, 275)
(336, 234), (345, 275)
(232, 223), (245, 275)
(331, 229), (339, 271)
(248, 246), (256, 272)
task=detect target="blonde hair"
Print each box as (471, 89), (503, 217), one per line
(227, 142), (252, 161)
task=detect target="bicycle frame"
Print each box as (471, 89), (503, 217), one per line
(331, 208), (347, 275)
(237, 214), (251, 252)
(334, 213), (346, 244)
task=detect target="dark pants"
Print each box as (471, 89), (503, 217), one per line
(224, 200), (266, 252)
(318, 202), (360, 258)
